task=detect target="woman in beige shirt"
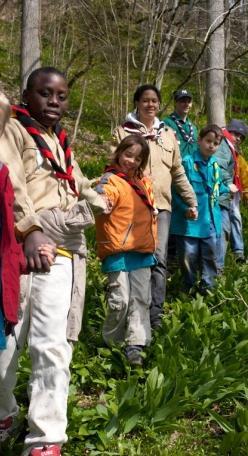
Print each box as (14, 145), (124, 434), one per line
(112, 84), (197, 329)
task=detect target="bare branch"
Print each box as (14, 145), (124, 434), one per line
(192, 67), (248, 76)
(68, 44), (94, 88)
(228, 48), (248, 65)
(160, 0), (243, 114)
(71, 79), (87, 144)
(68, 62), (92, 88)
(0, 0), (8, 10)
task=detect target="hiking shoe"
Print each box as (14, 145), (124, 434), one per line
(151, 319), (162, 330)
(0, 416), (14, 442)
(125, 346), (143, 366)
(235, 255), (247, 264)
(30, 445), (61, 456)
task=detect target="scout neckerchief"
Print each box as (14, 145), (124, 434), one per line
(122, 120), (165, 144)
(222, 128), (242, 191)
(170, 113), (195, 144)
(194, 159), (220, 207)
(12, 105), (79, 196)
(105, 166), (156, 213)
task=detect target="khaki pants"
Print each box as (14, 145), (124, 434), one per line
(150, 209), (171, 327)
(103, 268), (152, 347)
(0, 256), (73, 455)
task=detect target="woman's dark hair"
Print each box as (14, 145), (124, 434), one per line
(26, 67), (66, 91)
(133, 84), (161, 106)
(199, 124), (223, 142)
(112, 134), (150, 177)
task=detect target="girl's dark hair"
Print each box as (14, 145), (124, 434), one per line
(26, 67), (66, 91)
(112, 134), (150, 176)
(133, 84), (161, 106)
(199, 124), (223, 141)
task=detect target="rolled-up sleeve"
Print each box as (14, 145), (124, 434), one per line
(171, 138), (197, 208)
(72, 158), (107, 213)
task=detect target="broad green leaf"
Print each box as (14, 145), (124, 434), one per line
(105, 415), (119, 437)
(96, 404), (109, 418)
(123, 413), (140, 433)
(235, 340), (248, 352)
(146, 367), (159, 393)
(209, 411), (235, 433)
(78, 424), (90, 436)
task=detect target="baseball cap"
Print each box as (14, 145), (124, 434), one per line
(227, 119), (248, 138)
(174, 89), (193, 101)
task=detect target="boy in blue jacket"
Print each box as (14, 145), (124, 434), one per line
(171, 124), (236, 293)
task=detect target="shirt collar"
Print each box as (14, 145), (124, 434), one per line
(194, 147), (215, 165)
(32, 118), (54, 136)
(125, 111), (164, 132)
(172, 111), (188, 124)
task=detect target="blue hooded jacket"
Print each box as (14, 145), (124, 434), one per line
(170, 148), (230, 238)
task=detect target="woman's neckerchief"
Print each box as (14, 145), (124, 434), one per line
(105, 166), (156, 213)
(170, 114), (195, 144)
(12, 105), (79, 196)
(122, 120), (165, 143)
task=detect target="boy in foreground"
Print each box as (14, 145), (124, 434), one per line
(0, 67), (106, 456)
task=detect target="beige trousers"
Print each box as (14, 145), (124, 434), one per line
(103, 268), (152, 347)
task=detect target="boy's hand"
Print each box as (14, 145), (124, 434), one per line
(229, 183), (239, 193)
(185, 207), (198, 220)
(24, 231), (56, 272)
(101, 195), (113, 214)
(38, 243), (57, 266)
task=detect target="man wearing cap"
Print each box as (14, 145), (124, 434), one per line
(164, 89), (198, 158)
(215, 119), (248, 269)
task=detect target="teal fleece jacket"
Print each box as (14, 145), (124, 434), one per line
(170, 148), (230, 238)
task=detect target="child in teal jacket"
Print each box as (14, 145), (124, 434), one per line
(171, 125), (234, 293)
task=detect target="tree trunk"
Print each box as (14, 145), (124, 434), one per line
(139, 0), (161, 86)
(21, 0), (41, 94)
(155, 34), (180, 90)
(206, 0), (226, 126)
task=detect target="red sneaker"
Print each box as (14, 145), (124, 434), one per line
(30, 445), (61, 456)
(0, 416), (14, 442)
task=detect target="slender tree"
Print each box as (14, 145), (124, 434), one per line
(206, 0), (226, 126)
(20, 0), (41, 93)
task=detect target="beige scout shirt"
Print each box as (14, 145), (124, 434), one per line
(0, 118), (104, 236)
(113, 125), (197, 211)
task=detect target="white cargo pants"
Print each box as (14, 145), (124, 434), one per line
(0, 255), (73, 454)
